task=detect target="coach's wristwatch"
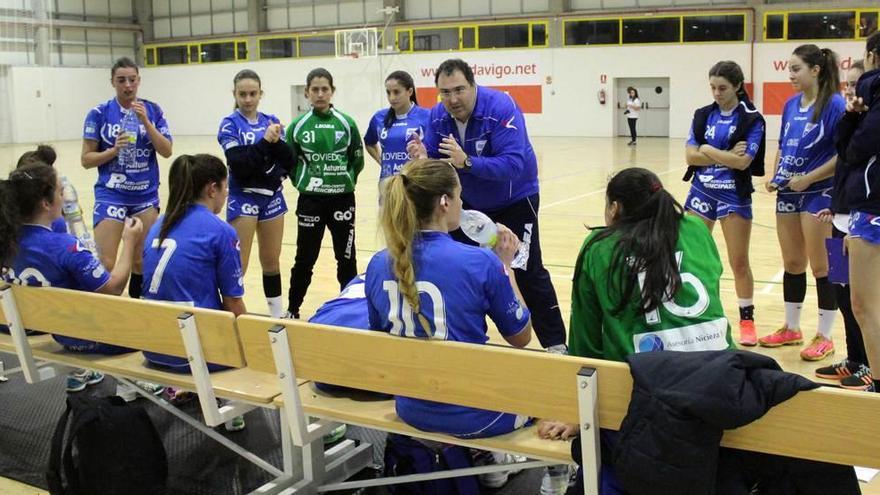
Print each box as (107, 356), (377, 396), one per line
(463, 156), (473, 171)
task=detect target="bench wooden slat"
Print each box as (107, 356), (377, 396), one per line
(281, 384), (574, 463)
(241, 316), (880, 469)
(15, 337), (279, 404)
(10, 285), (245, 368)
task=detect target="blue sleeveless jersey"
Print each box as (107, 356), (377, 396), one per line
(774, 93), (846, 193)
(363, 106), (430, 180)
(83, 98), (172, 204)
(686, 106), (764, 205)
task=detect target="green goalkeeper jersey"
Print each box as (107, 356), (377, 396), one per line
(286, 107), (364, 195)
(569, 214), (734, 363)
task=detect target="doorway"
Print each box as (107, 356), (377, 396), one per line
(616, 77), (670, 138)
(290, 84), (310, 117)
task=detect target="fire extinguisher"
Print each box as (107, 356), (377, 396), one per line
(598, 88), (606, 105)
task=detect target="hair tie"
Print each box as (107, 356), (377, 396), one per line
(650, 182), (662, 193)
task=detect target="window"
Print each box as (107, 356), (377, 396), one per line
(397, 30), (411, 51)
(766, 14), (784, 40)
(413, 27), (459, 51)
(683, 15), (744, 42)
(260, 38), (295, 59)
(237, 41), (247, 60)
(565, 19), (620, 45)
(788, 11), (855, 40)
(189, 45), (200, 63)
(462, 26), (476, 49)
(478, 23), (529, 49)
(199, 41), (236, 63)
(623, 17), (680, 44)
(860, 11), (878, 38)
(145, 47), (156, 66)
(299, 35), (334, 57)
(157, 45), (188, 65)
(532, 23), (547, 46)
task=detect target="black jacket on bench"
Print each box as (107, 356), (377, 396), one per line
(611, 350), (859, 495)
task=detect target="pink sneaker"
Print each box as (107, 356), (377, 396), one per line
(758, 327), (803, 347)
(800, 334), (834, 361)
(738, 320), (757, 347)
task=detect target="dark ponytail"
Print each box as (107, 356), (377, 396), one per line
(585, 168), (684, 316)
(0, 163), (58, 268)
(160, 154), (228, 245)
(16, 144), (57, 168)
(708, 60), (752, 104)
(793, 44), (840, 123)
(383, 70), (418, 131)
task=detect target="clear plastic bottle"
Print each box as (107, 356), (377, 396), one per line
(459, 209), (528, 269)
(116, 109), (139, 171)
(60, 176), (98, 254)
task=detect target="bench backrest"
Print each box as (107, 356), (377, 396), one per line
(238, 316), (880, 469)
(7, 284), (245, 368)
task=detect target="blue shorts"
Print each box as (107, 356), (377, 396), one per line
(776, 189), (832, 215)
(684, 187), (752, 221)
(395, 397), (532, 439)
(93, 198), (160, 228)
(849, 211), (880, 246)
(226, 190), (287, 223)
(55, 335), (132, 355)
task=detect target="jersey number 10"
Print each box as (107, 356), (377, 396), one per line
(382, 280), (449, 339)
(638, 251), (710, 325)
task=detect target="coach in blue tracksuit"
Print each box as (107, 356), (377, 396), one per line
(408, 58), (566, 351)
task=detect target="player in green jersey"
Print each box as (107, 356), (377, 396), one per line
(569, 167), (734, 362)
(284, 68), (364, 319)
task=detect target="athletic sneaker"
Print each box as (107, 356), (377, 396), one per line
(738, 320), (757, 347)
(758, 327), (803, 347)
(541, 464), (576, 495)
(815, 358), (861, 380)
(799, 334), (834, 361)
(282, 310), (300, 320)
(225, 415), (246, 432)
(162, 387), (196, 405)
(135, 380), (165, 396)
(323, 423), (347, 445)
(546, 344), (569, 355)
(840, 364), (874, 391)
(472, 451), (523, 488)
(66, 369), (104, 392)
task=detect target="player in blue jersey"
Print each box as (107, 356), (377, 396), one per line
(81, 57), (173, 301)
(759, 45), (846, 361)
(218, 69), (294, 318)
(365, 158), (532, 440)
(839, 32), (880, 392)
(0, 162), (142, 392)
(16, 145), (67, 233)
(364, 71), (430, 196)
(683, 61), (766, 346)
(407, 58), (566, 353)
(141, 154), (247, 427)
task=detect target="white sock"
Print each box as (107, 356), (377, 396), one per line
(738, 298), (753, 308)
(816, 309), (836, 339)
(784, 302), (803, 330)
(267, 296), (284, 318)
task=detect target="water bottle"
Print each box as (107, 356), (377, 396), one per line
(116, 108), (139, 171)
(459, 210), (528, 269)
(60, 176), (98, 254)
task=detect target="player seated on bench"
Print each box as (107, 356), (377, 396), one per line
(538, 167), (735, 494)
(0, 161), (143, 392)
(140, 154), (247, 431)
(364, 159), (533, 485)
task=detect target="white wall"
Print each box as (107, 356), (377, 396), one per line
(2, 39), (872, 145)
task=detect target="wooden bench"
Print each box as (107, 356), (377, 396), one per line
(237, 315), (880, 494)
(0, 283), (300, 493)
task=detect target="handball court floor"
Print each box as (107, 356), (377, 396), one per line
(1, 136), (877, 493)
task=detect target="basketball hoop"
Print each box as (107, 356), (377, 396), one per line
(335, 28), (378, 59)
